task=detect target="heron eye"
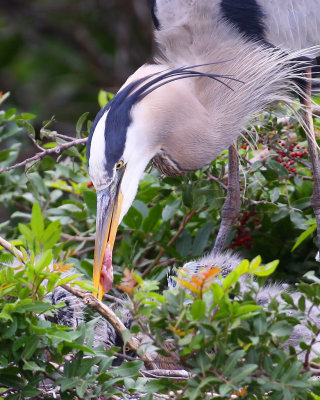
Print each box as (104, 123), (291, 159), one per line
(116, 161), (124, 170)
(125, 346), (130, 352)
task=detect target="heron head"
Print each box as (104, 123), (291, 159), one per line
(87, 63), (234, 299)
(87, 74), (159, 299)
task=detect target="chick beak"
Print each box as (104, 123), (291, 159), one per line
(93, 180), (123, 300)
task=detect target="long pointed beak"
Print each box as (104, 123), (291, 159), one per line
(93, 176), (124, 300)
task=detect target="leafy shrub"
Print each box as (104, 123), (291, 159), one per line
(1, 93), (320, 398)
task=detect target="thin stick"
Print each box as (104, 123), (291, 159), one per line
(141, 369), (189, 379)
(60, 284), (155, 366)
(73, 246), (95, 257)
(61, 233), (95, 242)
(0, 138), (87, 174)
(142, 208), (197, 277)
(0, 236), (24, 261)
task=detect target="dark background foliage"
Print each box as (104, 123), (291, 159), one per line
(1, 1), (320, 282)
(0, 0), (153, 129)
(1, 3), (320, 398)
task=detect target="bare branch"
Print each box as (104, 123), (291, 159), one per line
(103, 293), (126, 305)
(142, 208), (197, 277)
(304, 329), (320, 370)
(141, 369), (189, 380)
(0, 236), (24, 261)
(73, 246), (95, 257)
(60, 284), (155, 366)
(0, 138), (87, 174)
(41, 128), (77, 142)
(60, 233), (95, 242)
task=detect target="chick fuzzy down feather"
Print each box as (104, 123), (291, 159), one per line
(168, 251), (320, 360)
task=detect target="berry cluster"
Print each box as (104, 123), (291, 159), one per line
(240, 144), (258, 150)
(230, 210), (261, 250)
(240, 134), (310, 176)
(274, 140), (308, 174)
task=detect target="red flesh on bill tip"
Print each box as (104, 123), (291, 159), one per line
(100, 243), (113, 292)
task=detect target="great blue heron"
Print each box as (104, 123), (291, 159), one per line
(87, 0), (320, 298)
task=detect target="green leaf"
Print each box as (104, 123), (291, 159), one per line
(17, 120), (35, 134)
(20, 112), (36, 120)
(59, 378), (80, 392)
(0, 149), (11, 162)
(31, 201), (44, 240)
(303, 271), (320, 284)
(83, 190), (97, 214)
(298, 295), (306, 312)
(76, 112), (89, 136)
(211, 283), (224, 303)
(110, 361), (144, 377)
(251, 260), (279, 277)
(270, 187), (281, 202)
(21, 387), (42, 397)
(35, 249), (52, 271)
(176, 229), (192, 258)
(248, 256), (262, 272)
(23, 361), (45, 372)
(192, 222), (213, 256)
(123, 207), (143, 230)
(76, 381), (88, 398)
(98, 90), (114, 108)
(292, 224), (317, 252)
(0, 91), (10, 105)
(270, 321), (293, 337)
(21, 336), (39, 359)
(222, 350), (245, 376)
(230, 364), (257, 383)
(182, 185), (194, 208)
(190, 300), (206, 320)
(234, 259), (249, 275)
(42, 219), (61, 249)
(18, 223), (34, 244)
(222, 270), (239, 290)
(142, 204), (162, 233)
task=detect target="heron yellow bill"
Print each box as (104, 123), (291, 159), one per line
(93, 182), (123, 300)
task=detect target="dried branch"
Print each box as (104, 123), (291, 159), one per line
(141, 369), (189, 380)
(60, 233), (95, 242)
(73, 246), (95, 257)
(142, 208), (197, 277)
(60, 284), (155, 366)
(0, 138), (87, 174)
(0, 236), (24, 261)
(304, 328), (320, 370)
(310, 361), (320, 370)
(41, 127), (78, 142)
(103, 293), (126, 305)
